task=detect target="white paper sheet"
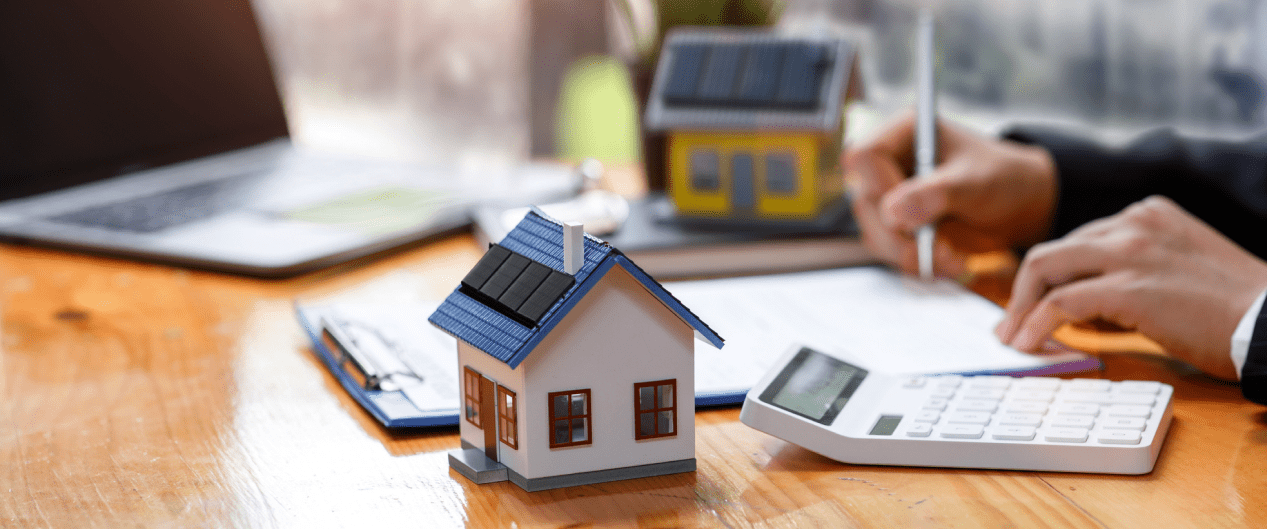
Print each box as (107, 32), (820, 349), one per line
(668, 267), (1086, 396)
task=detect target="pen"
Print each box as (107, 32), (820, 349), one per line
(915, 8), (937, 280)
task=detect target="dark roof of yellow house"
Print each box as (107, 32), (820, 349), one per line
(644, 29), (862, 133)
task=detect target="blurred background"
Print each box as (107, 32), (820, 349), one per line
(250, 0), (1267, 180)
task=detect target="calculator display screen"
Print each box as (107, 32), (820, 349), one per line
(758, 347), (868, 425)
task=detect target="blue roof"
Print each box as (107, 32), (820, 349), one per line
(429, 210), (724, 369)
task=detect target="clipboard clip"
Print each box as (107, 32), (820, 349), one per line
(320, 316), (420, 391)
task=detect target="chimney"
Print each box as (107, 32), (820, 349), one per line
(563, 222), (583, 275)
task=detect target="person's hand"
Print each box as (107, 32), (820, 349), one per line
(843, 112), (1059, 277)
(996, 196), (1267, 380)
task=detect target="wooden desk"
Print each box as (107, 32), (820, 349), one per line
(2, 237), (1264, 528)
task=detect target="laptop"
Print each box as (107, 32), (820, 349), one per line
(0, 1), (488, 277)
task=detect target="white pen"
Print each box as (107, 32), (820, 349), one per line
(915, 8), (937, 280)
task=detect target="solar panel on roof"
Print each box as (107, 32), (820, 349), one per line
(518, 269), (575, 323)
(775, 43), (827, 108)
(663, 44), (707, 102)
(498, 261), (551, 310)
(735, 44), (783, 104)
(481, 252), (530, 299)
(697, 45), (743, 100)
(461, 244), (511, 290)
(459, 244), (576, 328)
(662, 40), (832, 111)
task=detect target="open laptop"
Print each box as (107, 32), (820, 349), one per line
(0, 1), (486, 277)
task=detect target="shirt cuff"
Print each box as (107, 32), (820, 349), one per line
(1231, 288), (1267, 380)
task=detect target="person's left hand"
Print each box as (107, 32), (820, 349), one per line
(995, 196), (1267, 380)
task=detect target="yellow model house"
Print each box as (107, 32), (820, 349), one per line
(644, 29), (863, 225)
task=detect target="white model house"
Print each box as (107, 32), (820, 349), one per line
(429, 210), (724, 492)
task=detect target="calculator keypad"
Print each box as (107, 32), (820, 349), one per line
(890, 377), (1169, 446)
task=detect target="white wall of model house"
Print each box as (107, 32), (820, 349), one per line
(457, 263), (696, 481)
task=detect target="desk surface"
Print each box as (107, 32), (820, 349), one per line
(2, 235), (1264, 528)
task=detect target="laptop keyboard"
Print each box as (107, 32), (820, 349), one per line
(47, 177), (253, 234)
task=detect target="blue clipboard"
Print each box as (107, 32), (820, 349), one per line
(296, 304), (751, 429)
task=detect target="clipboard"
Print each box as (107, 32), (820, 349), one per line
(297, 304), (461, 428)
(297, 303), (753, 429)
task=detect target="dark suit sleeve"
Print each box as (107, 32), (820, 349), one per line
(1243, 305), (1267, 404)
(1003, 127), (1267, 260)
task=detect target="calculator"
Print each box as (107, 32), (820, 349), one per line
(739, 346), (1174, 474)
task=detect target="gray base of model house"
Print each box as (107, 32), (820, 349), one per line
(449, 442), (695, 492)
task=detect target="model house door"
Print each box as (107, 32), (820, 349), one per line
(731, 152), (755, 211)
(479, 375), (498, 462)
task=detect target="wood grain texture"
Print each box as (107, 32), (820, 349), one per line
(2, 237), (1265, 528)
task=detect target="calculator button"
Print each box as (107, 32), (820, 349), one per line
(1108, 393), (1156, 406)
(962, 388), (1005, 401)
(992, 426), (1037, 441)
(1099, 417), (1147, 431)
(922, 398), (949, 411)
(947, 411), (992, 425)
(1049, 416), (1095, 429)
(1010, 390), (1055, 403)
(1005, 401), (1049, 414)
(941, 425), (985, 439)
(1016, 377), (1062, 391)
(1097, 430), (1143, 445)
(997, 413), (1043, 427)
(1069, 379), (1112, 392)
(1060, 393), (1113, 404)
(929, 386), (957, 398)
(1116, 381), (1161, 394)
(902, 376), (928, 388)
(956, 400), (999, 413)
(932, 375), (963, 388)
(1055, 403), (1100, 416)
(967, 376), (1012, 389)
(905, 423), (933, 437)
(912, 410), (941, 423)
(1044, 428), (1090, 443)
(1105, 404), (1152, 419)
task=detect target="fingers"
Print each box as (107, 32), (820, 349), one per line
(846, 112), (919, 270)
(880, 169), (973, 232)
(855, 110), (918, 176)
(847, 149), (911, 266)
(1004, 274), (1128, 352)
(842, 111), (975, 278)
(995, 235), (1120, 344)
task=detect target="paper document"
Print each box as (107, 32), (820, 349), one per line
(668, 267), (1089, 396)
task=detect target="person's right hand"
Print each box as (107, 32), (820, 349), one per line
(843, 112), (1060, 277)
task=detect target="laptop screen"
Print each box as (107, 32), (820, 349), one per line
(0, 1), (289, 201)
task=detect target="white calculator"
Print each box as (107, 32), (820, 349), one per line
(740, 346), (1174, 474)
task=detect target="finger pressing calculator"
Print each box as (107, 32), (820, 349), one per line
(739, 346), (1174, 474)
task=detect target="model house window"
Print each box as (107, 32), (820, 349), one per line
(463, 367), (482, 427)
(548, 389), (592, 447)
(498, 386), (518, 449)
(634, 379), (677, 440)
(766, 153), (798, 194)
(690, 149), (720, 191)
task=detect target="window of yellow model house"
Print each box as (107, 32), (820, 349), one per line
(690, 149), (720, 191)
(549, 389), (592, 447)
(766, 152), (798, 194)
(463, 367), (482, 427)
(634, 379), (677, 440)
(498, 386), (518, 449)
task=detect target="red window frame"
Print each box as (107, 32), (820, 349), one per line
(497, 386), (518, 449)
(463, 367), (482, 427)
(634, 379), (677, 440)
(548, 389), (592, 448)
